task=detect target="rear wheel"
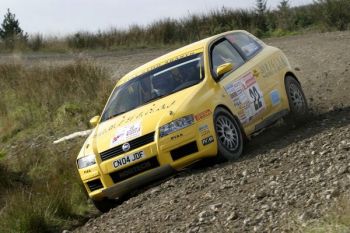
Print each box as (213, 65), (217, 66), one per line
(214, 108), (243, 162)
(285, 76), (308, 123)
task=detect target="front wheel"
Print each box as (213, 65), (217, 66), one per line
(214, 108), (243, 162)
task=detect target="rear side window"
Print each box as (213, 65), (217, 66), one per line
(211, 40), (245, 76)
(226, 32), (262, 59)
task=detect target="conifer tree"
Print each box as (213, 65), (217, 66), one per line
(0, 9), (28, 49)
(255, 0), (268, 35)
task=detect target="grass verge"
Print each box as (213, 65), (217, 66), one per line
(0, 60), (112, 232)
(303, 196), (350, 233)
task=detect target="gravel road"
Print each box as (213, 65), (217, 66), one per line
(6, 31), (347, 233)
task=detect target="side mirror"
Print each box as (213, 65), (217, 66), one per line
(216, 63), (233, 79)
(89, 115), (100, 127)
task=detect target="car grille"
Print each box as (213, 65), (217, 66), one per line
(87, 179), (103, 192)
(100, 132), (155, 161)
(170, 141), (198, 161)
(110, 157), (159, 183)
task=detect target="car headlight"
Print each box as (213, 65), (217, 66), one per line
(77, 154), (96, 169)
(159, 115), (194, 137)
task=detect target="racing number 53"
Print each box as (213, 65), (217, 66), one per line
(249, 86), (263, 110)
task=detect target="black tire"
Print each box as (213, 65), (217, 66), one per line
(214, 107), (243, 162)
(285, 76), (308, 124)
(92, 198), (119, 213)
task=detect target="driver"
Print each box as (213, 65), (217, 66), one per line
(140, 78), (153, 102)
(171, 67), (186, 88)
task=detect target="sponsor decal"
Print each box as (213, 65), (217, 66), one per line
(111, 133), (123, 144)
(97, 101), (177, 137)
(171, 133), (183, 140)
(111, 121), (142, 146)
(113, 151), (145, 168)
(199, 124), (210, 137)
(202, 136), (214, 146)
(270, 90), (281, 106)
(195, 109), (212, 121)
(117, 101), (177, 127)
(259, 55), (288, 78)
(224, 72), (266, 125)
(241, 43), (260, 55)
(125, 123), (141, 139)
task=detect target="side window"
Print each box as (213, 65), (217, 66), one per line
(211, 40), (245, 76)
(226, 32), (262, 59)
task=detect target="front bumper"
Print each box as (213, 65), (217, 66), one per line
(79, 120), (217, 200)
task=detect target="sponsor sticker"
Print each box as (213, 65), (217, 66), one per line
(111, 121), (142, 146)
(199, 124), (210, 137)
(170, 133), (183, 140)
(259, 55), (288, 79)
(202, 136), (214, 146)
(113, 151), (145, 168)
(241, 43), (260, 56)
(270, 90), (281, 106)
(224, 72), (265, 125)
(125, 122), (141, 139)
(195, 109), (212, 121)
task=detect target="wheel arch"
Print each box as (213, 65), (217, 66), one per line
(284, 71), (300, 85)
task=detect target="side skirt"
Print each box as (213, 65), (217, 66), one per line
(253, 109), (289, 133)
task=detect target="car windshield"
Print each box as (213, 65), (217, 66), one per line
(101, 53), (204, 122)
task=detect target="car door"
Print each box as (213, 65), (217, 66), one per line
(210, 35), (271, 129)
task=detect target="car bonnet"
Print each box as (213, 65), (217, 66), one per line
(90, 86), (198, 155)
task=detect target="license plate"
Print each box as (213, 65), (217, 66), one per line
(113, 151), (145, 169)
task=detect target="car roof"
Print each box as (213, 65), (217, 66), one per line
(116, 30), (246, 86)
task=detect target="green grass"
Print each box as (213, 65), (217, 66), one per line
(304, 198), (350, 233)
(0, 60), (111, 139)
(0, 142), (91, 233)
(286, 196), (350, 233)
(0, 60), (112, 232)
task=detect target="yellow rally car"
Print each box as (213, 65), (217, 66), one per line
(77, 30), (307, 212)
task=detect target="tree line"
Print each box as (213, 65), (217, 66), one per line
(0, 0), (349, 51)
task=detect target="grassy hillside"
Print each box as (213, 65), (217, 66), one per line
(0, 61), (112, 232)
(1, 0), (350, 52)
